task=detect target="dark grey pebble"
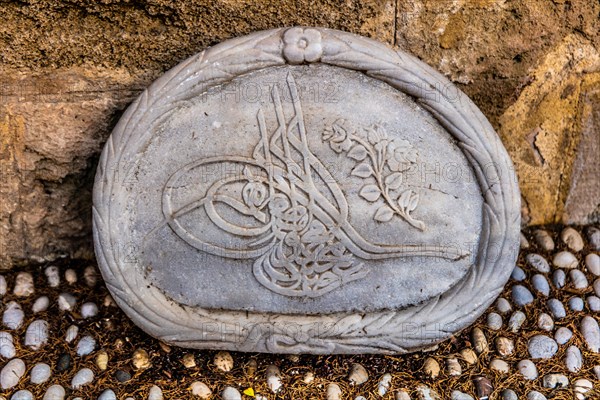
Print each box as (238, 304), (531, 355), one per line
(115, 370), (131, 383)
(56, 354), (71, 372)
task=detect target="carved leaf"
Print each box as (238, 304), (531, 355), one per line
(407, 191), (419, 212)
(384, 172), (403, 190)
(352, 163), (373, 178)
(398, 190), (412, 210)
(374, 205), (394, 222)
(398, 190), (419, 212)
(347, 144), (368, 161)
(359, 185), (381, 202)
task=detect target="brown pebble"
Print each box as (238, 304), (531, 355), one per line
(473, 376), (493, 399)
(246, 358), (257, 376)
(132, 348), (151, 370)
(159, 342), (171, 353)
(423, 357), (440, 379)
(471, 327), (489, 353)
(182, 353), (196, 369)
(460, 348), (478, 365)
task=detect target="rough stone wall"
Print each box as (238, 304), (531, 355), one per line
(1, 0), (599, 268)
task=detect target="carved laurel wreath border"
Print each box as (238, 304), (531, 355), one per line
(93, 28), (520, 354)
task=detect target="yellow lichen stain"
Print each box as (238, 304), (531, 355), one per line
(439, 11), (465, 49)
(0, 112), (26, 166)
(498, 34), (600, 225)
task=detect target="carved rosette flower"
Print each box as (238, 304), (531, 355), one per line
(386, 138), (418, 172)
(323, 119), (353, 153)
(283, 28), (323, 64)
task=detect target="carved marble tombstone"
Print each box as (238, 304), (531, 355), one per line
(93, 27), (520, 354)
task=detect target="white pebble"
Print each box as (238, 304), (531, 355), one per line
(25, 320), (49, 350)
(527, 391), (547, 400)
(447, 358), (462, 376)
(71, 368), (94, 389)
(595, 278), (600, 296)
(44, 266), (60, 287)
(508, 311), (526, 332)
(532, 274), (550, 296)
(553, 251), (578, 269)
(98, 389), (117, 400)
(416, 384), (441, 400)
(148, 385), (163, 400)
(13, 272), (34, 297)
(30, 362), (51, 384)
(495, 297), (512, 314)
(501, 389), (518, 400)
(65, 269), (77, 284)
(43, 385), (66, 400)
(190, 381), (212, 398)
(561, 227), (584, 252)
(526, 254), (550, 273)
(3, 302), (24, 330)
(58, 293), (77, 311)
(451, 391), (474, 400)
(587, 296), (600, 311)
(574, 379), (593, 400)
(0, 331), (16, 359)
(377, 373), (392, 396)
(565, 345), (583, 372)
(511, 266), (526, 281)
(585, 253), (600, 276)
(487, 312), (503, 330)
(65, 325), (79, 343)
(266, 364), (282, 393)
(76, 335), (96, 356)
(349, 362), (368, 385)
(552, 269), (566, 288)
(1, 358), (26, 389)
(222, 387), (242, 400)
(542, 373), (569, 388)
(537, 313), (554, 331)
(528, 335), (558, 359)
(570, 269), (589, 289)
(512, 285), (534, 306)
(11, 390), (33, 400)
(555, 327), (573, 344)
(80, 302), (99, 319)
(490, 358), (509, 374)
(569, 296), (584, 311)
(547, 299), (566, 319)
(581, 315), (600, 352)
(396, 390), (411, 400)
(518, 359), (538, 380)
(32, 296), (50, 313)
(594, 365), (600, 379)
(0, 275), (6, 296)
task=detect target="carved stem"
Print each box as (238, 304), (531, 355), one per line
(351, 135), (425, 231)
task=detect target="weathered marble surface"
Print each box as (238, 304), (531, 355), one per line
(93, 27), (521, 353)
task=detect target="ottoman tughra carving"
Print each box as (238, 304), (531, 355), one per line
(93, 27), (520, 354)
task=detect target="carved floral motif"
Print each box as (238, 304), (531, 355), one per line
(323, 120), (425, 231)
(283, 27), (323, 64)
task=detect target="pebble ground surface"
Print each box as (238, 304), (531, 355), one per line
(0, 225), (599, 400)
